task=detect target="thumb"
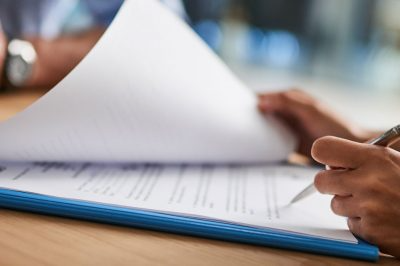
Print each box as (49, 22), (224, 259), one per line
(259, 90), (316, 118)
(311, 136), (367, 169)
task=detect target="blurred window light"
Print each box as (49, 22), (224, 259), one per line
(245, 27), (265, 63)
(193, 20), (222, 51)
(264, 31), (300, 67)
(245, 28), (300, 68)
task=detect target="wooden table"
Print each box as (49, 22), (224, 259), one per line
(0, 92), (398, 265)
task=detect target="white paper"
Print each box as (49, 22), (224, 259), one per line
(0, 0), (295, 163)
(0, 162), (356, 243)
(0, 0), (354, 246)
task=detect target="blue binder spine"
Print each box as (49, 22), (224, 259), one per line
(0, 189), (379, 262)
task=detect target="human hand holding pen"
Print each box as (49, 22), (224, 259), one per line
(290, 125), (400, 203)
(258, 89), (400, 258)
(311, 136), (400, 258)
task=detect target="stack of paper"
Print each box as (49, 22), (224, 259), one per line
(0, 0), (378, 261)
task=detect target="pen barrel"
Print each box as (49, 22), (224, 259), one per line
(368, 125), (400, 147)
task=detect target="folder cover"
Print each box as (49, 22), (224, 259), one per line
(0, 189), (379, 262)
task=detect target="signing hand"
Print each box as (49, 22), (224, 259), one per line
(258, 89), (367, 157)
(312, 136), (400, 258)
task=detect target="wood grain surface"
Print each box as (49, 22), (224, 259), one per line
(0, 92), (398, 265)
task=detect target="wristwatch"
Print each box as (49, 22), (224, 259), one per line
(3, 39), (37, 89)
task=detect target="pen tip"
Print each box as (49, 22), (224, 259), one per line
(289, 197), (299, 205)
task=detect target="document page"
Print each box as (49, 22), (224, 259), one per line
(0, 0), (294, 163)
(0, 162), (356, 243)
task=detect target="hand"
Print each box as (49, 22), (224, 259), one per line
(258, 89), (368, 157)
(0, 25), (7, 84)
(24, 28), (104, 89)
(312, 136), (400, 258)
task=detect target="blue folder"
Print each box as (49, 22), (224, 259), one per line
(0, 188), (379, 261)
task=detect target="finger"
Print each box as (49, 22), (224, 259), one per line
(314, 169), (356, 196)
(258, 93), (287, 113)
(273, 111), (299, 130)
(273, 111), (315, 156)
(331, 196), (360, 217)
(311, 136), (368, 169)
(258, 89), (314, 116)
(347, 217), (362, 237)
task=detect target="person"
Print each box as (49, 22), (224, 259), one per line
(0, 0), (186, 91)
(258, 89), (400, 258)
(0, 0), (125, 91)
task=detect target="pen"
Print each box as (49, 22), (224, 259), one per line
(290, 124), (400, 204)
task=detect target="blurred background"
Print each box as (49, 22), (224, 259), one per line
(2, 0), (399, 130)
(182, 0), (400, 130)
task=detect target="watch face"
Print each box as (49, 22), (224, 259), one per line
(7, 55), (32, 87)
(6, 39), (37, 87)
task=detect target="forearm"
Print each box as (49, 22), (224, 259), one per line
(24, 28), (105, 90)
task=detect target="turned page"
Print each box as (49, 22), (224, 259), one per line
(0, 0), (295, 163)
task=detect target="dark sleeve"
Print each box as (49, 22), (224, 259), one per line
(82, 0), (124, 26)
